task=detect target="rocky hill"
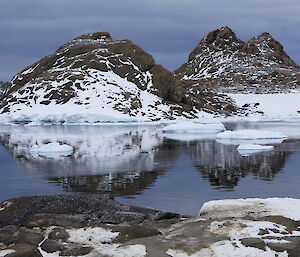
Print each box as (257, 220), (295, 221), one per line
(175, 26), (300, 93)
(0, 32), (235, 123)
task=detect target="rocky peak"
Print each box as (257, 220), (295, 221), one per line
(176, 27), (300, 93)
(188, 26), (242, 61)
(249, 32), (283, 52)
(205, 26), (239, 45)
(74, 32), (113, 41)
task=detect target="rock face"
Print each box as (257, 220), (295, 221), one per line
(0, 81), (10, 97)
(176, 26), (300, 93)
(0, 32), (236, 123)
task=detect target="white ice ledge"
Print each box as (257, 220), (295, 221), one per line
(216, 129), (288, 140)
(199, 198), (300, 221)
(162, 122), (226, 134)
(237, 144), (274, 156)
(30, 142), (73, 158)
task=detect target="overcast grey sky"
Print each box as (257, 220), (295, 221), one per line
(1, 0), (299, 81)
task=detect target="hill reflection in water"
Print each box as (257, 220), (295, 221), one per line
(1, 122), (300, 214)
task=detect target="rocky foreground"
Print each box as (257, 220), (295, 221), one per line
(1, 194), (300, 257)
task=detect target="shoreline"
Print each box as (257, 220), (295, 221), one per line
(1, 194), (300, 256)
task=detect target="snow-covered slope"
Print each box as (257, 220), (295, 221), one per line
(0, 32), (236, 124)
(176, 26), (300, 94)
(229, 92), (300, 120)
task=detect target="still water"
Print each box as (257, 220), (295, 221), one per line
(0, 121), (300, 215)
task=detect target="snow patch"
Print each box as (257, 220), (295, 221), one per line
(66, 227), (146, 257)
(229, 93), (300, 120)
(167, 243), (288, 257)
(0, 201), (13, 211)
(67, 227), (119, 244)
(0, 249), (15, 256)
(199, 198), (300, 221)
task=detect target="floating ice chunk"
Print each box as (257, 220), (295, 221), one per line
(237, 144), (274, 156)
(162, 122), (225, 134)
(30, 142), (73, 153)
(163, 133), (217, 142)
(30, 142), (73, 158)
(237, 144), (274, 150)
(216, 129), (288, 140)
(216, 138), (285, 145)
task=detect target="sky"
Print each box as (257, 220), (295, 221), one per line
(0, 0), (299, 81)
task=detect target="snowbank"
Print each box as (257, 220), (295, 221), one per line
(229, 92), (300, 121)
(168, 197), (300, 257)
(237, 144), (274, 156)
(30, 142), (73, 158)
(162, 122), (225, 134)
(216, 129), (288, 140)
(199, 198), (300, 221)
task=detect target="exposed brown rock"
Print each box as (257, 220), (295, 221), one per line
(176, 26), (300, 94)
(1, 31), (237, 118)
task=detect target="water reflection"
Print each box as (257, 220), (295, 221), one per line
(48, 171), (166, 197)
(0, 125), (167, 176)
(1, 123), (300, 213)
(189, 140), (290, 189)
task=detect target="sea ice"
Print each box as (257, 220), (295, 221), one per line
(237, 144), (274, 156)
(163, 133), (217, 142)
(216, 129), (288, 140)
(162, 122), (225, 134)
(30, 142), (73, 158)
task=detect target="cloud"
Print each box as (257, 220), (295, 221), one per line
(0, 0), (299, 80)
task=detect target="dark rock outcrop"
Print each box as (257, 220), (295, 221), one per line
(0, 194), (181, 256)
(175, 26), (300, 93)
(0, 194), (180, 228)
(0, 81), (10, 97)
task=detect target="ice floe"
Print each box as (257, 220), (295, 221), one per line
(163, 133), (217, 142)
(162, 122), (225, 134)
(237, 144), (274, 156)
(30, 142), (73, 158)
(216, 129), (288, 140)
